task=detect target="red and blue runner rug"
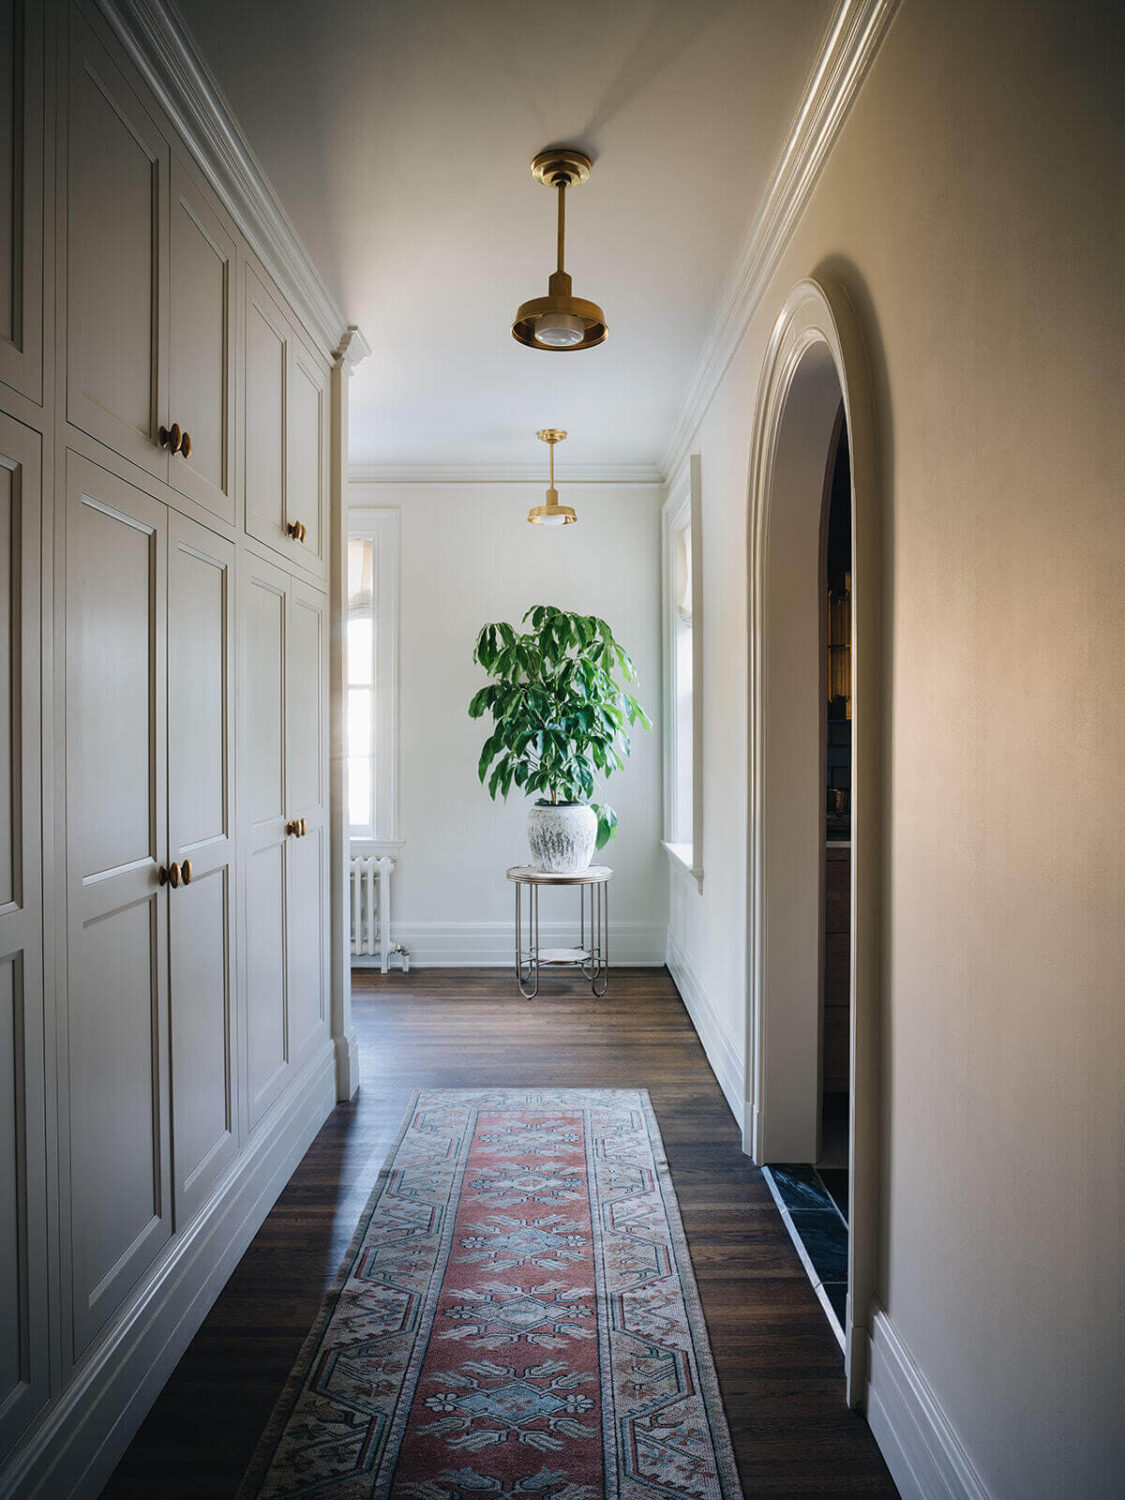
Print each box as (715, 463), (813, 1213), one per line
(239, 1088), (742, 1500)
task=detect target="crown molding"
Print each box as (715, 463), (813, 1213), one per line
(334, 326), (372, 375)
(348, 462), (665, 488)
(97, 0), (368, 366)
(659, 0), (899, 482)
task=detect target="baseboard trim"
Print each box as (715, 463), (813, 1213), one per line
(664, 933), (745, 1128)
(866, 1306), (992, 1500)
(389, 920), (667, 968)
(2, 1044), (337, 1500)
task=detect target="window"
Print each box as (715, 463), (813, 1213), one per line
(662, 455), (703, 887)
(347, 508), (400, 849)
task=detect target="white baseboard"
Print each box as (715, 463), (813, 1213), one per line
(2, 1044), (337, 1500)
(866, 1306), (992, 1500)
(664, 932), (745, 1127)
(389, 920), (667, 968)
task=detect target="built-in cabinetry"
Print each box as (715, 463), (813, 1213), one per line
(0, 2), (353, 1492)
(0, 413), (48, 1460)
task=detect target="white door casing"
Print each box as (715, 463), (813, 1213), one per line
(746, 276), (881, 1407)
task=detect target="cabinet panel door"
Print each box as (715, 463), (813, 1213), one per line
(241, 553), (291, 1125)
(0, 415), (46, 1461)
(168, 160), (236, 524)
(286, 583), (328, 1064)
(65, 10), (169, 478)
(168, 514), (236, 1224)
(285, 341), (328, 579)
(244, 264), (286, 553)
(0, 0), (43, 402)
(65, 454), (171, 1359)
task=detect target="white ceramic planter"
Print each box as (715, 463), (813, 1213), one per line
(527, 802), (598, 874)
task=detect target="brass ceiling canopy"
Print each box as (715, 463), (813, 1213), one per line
(527, 429), (578, 526)
(512, 149), (607, 352)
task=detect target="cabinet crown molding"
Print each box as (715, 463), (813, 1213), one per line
(98, 0), (370, 369)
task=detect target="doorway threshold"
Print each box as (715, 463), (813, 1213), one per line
(761, 1164), (848, 1351)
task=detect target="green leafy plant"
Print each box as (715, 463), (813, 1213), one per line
(469, 605), (652, 849)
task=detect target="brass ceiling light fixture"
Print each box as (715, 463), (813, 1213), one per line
(527, 429), (577, 526)
(512, 149), (607, 352)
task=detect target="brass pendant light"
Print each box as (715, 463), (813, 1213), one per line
(512, 149), (607, 352)
(527, 429), (577, 526)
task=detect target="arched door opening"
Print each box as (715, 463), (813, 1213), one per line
(747, 279), (880, 1407)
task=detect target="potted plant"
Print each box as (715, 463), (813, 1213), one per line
(469, 605), (651, 873)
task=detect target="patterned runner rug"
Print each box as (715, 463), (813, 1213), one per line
(239, 1088), (743, 1500)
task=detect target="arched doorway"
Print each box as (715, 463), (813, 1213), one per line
(746, 278), (881, 1406)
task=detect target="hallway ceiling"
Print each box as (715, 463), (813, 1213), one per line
(174, 0), (835, 475)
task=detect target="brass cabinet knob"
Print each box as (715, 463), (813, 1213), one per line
(299, 818), (307, 837)
(181, 859), (193, 885)
(286, 520), (307, 543)
(168, 861), (181, 888)
(298, 521), (307, 542)
(286, 819), (298, 836)
(180, 430), (192, 459)
(159, 422), (183, 453)
(158, 864), (169, 886)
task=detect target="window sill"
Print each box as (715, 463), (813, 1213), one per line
(662, 841), (703, 892)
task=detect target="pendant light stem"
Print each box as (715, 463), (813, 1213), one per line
(556, 181), (567, 274)
(549, 437), (555, 489)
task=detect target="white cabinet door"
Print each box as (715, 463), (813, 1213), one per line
(64, 453), (171, 1360)
(286, 581), (328, 1067)
(0, 0), (44, 403)
(0, 414), (47, 1461)
(241, 551), (291, 1126)
(244, 261), (329, 582)
(168, 514), (237, 1226)
(65, 8), (169, 480)
(167, 159), (237, 525)
(243, 263), (287, 557)
(284, 339), (329, 578)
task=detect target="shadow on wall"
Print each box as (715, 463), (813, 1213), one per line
(813, 253), (896, 1297)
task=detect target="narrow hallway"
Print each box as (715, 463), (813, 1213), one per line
(105, 971), (896, 1497)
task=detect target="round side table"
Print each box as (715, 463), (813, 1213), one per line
(506, 865), (613, 999)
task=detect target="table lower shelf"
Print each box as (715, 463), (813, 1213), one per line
(534, 946), (590, 965)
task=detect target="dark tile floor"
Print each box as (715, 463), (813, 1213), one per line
(762, 1162), (849, 1344)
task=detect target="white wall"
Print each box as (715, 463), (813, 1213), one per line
(669, 1), (1125, 1496)
(348, 480), (666, 965)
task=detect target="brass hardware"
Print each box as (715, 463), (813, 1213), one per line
(181, 859), (192, 885)
(180, 429), (192, 459)
(158, 864), (169, 886)
(299, 521), (307, 542)
(159, 422), (183, 453)
(286, 819), (299, 836)
(286, 519), (307, 542)
(299, 818), (307, 837)
(527, 429), (578, 526)
(513, 149), (607, 352)
(168, 861), (181, 888)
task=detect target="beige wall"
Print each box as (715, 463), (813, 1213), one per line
(674, 2), (1125, 1494)
(349, 481), (666, 965)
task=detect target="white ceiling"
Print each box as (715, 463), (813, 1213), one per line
(175, 0), (836, 474)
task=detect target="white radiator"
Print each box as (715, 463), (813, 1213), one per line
(349, 854), (398, 971)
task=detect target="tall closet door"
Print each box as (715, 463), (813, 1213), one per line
(64, 453), (171, 1360)
(286, 581), (328, 1067)
(167, 160), (237, 525)
(0, 415), (47, 1460)
(0, 0), (44, 404)
(168, 515), (236, 1225)
(241, 552), (291, 1127)
(65, 8), (169, 479)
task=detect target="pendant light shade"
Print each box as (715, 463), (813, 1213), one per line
(527, 429), (577, 526)
(512, 150), (607, 352)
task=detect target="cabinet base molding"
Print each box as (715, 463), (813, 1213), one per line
(334, 1028), (360, 1101)
(865, 1306), (992, 1500)
(0, 1045), (337, 1500)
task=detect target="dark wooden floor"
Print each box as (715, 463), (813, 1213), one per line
(105, 968), (897, 1498)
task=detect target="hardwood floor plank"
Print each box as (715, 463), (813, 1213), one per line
(103, 967), (896, 1497)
